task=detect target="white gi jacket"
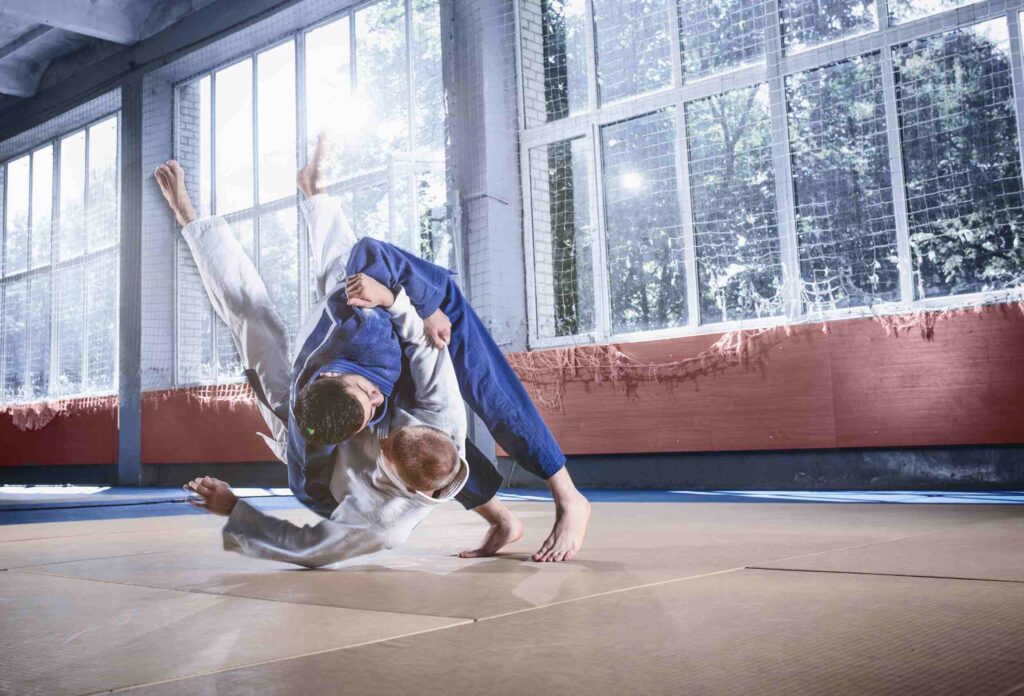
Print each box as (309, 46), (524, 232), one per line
(216, 194), (468, 569)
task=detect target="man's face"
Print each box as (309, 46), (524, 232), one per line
(334, 374), (384, 431)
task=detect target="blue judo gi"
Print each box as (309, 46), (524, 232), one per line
(344, 237), (568, 510)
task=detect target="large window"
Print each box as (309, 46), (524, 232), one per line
(1, 115), (120, 402)
(174, 0), (446, 385)
(520, 0), (1024, 344)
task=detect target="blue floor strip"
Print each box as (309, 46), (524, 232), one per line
(0, 487), (1021, 525)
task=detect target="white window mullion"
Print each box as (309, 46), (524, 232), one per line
(590, 121), (612, 340)
(208, 70), (219, 379)
(80, 126), (91, 389)
(48, 137), (60, 395)
(764, 0), (802, 320)
(674, 104), (700, 326)
(1006, 11), (1024, 244)
(879, 45), (916, 305)
(584, 0), (600, 112)
(296, 29), (310, 309)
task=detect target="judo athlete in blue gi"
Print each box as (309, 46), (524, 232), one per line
(156, 143), (590, 564)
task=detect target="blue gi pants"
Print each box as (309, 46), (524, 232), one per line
(346, 238), (567, 510)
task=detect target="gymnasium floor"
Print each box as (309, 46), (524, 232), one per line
(1, 488), (1023, 695)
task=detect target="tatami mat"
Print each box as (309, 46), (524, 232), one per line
(0, 570), (467, 696)
(0, 528), (225, 570)
(4, 500), (1021, 695)
(18, 502), (1016, 619)
(753, 514), (1024, 582)
(122, 568), (1024, 696)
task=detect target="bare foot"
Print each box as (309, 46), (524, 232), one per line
(154, 160), (197, 226)
(532, 491), (590, 562)
(459, 514), (524, 558)
(297, 134), (328, 198)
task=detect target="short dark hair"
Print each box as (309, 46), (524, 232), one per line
(293, 377), (366, 446)
(386, 426), (458, 492)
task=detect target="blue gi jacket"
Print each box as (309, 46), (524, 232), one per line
(286, 279), (402, 518)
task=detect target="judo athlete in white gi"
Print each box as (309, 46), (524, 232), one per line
(154, 154), (531, 568)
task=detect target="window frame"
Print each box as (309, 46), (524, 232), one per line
(0, 111), (122, 402)
(516, 0), (1024, 349)
(170, 0), (445, 386)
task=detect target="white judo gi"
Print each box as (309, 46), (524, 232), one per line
(179, 193), (468, 568)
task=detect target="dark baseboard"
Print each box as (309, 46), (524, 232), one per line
(141, 462), (287, 487)
(501, 444), (1024, 490)
(5, 444), (1023, 490)
(0, 465), (119, 485)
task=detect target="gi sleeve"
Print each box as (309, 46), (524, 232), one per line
(222, 499), (390, 569)
(386, 288), (467, 454)
(345, 237), (453, 320)
(299, 193), (360, 300)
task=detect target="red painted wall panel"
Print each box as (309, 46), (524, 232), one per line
(0, 405), (117, 466)
(140, 389), (274, 464)
(3, 305), (1023, 467)
(527, 307), (1024, 455)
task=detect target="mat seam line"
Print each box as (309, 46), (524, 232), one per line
(1, 549), (170, 572)
(88, 565), (764, 694)
(12, 564), (483, 620)
(746, 566), (1024, 585)
(93, 619), (475, 695)
(995, 679), (1024, 696)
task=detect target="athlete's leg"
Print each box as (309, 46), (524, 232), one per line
(155, 161), (290, 460)
(297, 136), (363, 301)
(439, 279), (590, 562)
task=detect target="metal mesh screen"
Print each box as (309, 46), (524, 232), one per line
(0, 93), (120, 406)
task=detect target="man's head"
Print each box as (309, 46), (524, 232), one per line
(294, 374), (384, 446)
(381, 425), (460, 497)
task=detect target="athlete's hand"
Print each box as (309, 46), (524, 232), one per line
(345, 273), (395, 309)
(423, 309), (452, 349)
(184, 476), (238, 516)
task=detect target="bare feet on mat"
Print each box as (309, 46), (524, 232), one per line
(459, 513), (524, 558)
(297, 134), (327, 198)
(532, 492), (590, 562)
(533, 468), (591, 562)
(154, 160), (197, 226)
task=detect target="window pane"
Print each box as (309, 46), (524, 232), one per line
(28, 275), (50, 399)
(216, 218), (254, 380)
(412, 0), (446, 150)
(391, 166), (416, 254)
(59, 131), (86, 261)
(175, 77), (212, 219)
(530, 138), (596, 337)
(354, 0), (409, 172)
(889, 0), (968, 25)
(417, 168), (453, 268)
(56, 265), (84, 395)
(687, 85), (782, 323)
(257, 41), (297, 203)
(30, 146), (53, 269)
(85, 253), (117, 393)
(779, 0), (877, 54)
(259, 209), (299, 339)
(2, 279), (27, 400)
(601, 110), (687, 333)
(678, 0), (767, 80)
(895, 20), (1024, 298)
(215, 59), (254, 214)
(594, 0), (673, 103)
(521, 0), (589, 126)
(786, 54), (900, 308)
(304, 18), (352, 184)
(87, 116), (119, 251)
(176, 235), (214, 385)
(347, 185), (391, 241)
(4, 155), (29, 275)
